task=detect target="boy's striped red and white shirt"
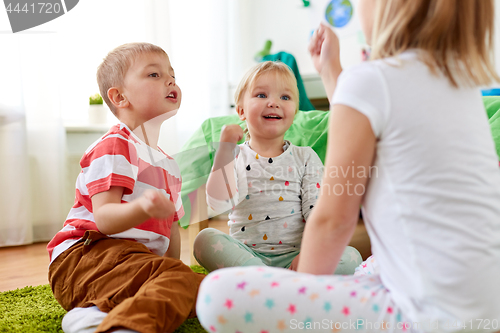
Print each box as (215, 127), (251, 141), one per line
(47, 123), (184, 263)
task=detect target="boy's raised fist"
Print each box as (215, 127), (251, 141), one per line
(140, 189), (176, 219)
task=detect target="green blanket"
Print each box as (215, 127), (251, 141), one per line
(484, 96), (500, 159)
(178, 97), (500, 227)
(177, 110), (330, 227)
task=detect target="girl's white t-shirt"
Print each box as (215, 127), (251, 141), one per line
(332, 50), (500, 328)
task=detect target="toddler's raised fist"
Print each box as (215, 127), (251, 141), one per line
(220, 124), (244, 144)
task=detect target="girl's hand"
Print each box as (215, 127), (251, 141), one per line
(308, 23), (342, 77)
(139, 189), (176, 219)
(220, 124), (244, 144)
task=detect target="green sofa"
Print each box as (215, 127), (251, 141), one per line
(177, 96), (500, 228)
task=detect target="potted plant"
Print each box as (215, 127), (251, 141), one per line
(88, 93), (107, 124)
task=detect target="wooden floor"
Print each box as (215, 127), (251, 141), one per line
(0, 219), (370, 293)
(0, 242), (51, 292)
(0, 220), (229, 292)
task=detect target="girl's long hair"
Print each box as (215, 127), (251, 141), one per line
(370, 0), (499, 87)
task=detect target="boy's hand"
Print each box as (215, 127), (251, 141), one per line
(220, 124), (244, 144)
(139, 189), (176, 219)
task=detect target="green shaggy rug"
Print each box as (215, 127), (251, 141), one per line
(0, 266), (208, 333)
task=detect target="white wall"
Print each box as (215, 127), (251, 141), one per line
(227, 0), (364, 89)
(228, 0), (500, 92)
(167, 0), (230, 151)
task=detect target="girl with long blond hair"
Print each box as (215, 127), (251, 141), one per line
(196, 1), (500, 332)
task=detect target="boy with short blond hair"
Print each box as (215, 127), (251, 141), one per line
(47, 42), (204, 333)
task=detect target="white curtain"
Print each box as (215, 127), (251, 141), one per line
(0, 36), (31, 246)
(0, 33), (65, 246)
(165, 0), (231, 151)
(0, 0), (179, 247)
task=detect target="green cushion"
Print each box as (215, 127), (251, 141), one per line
(484, 96), (500, 159)
(178, 97), (500, 227)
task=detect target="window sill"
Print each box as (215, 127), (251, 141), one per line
(64, 123), (112, 133)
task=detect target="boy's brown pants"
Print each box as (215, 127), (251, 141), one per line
(48, 230), (205, 333)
